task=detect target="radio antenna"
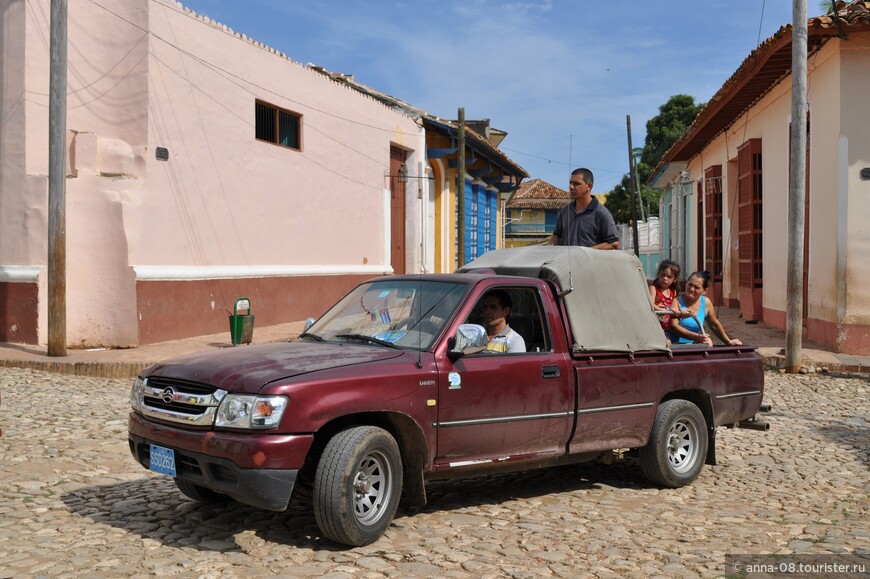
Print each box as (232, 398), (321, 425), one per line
(559, 246), (575, 297)
(568, 134), (573, 175)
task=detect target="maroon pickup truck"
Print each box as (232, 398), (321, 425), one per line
(129, 246), (766, 546)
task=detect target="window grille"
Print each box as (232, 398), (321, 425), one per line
(255, 100), (301, 150)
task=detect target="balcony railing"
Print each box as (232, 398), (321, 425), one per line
(505, 223), (549, 234)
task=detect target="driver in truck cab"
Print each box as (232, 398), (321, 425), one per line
(479, 290), (526, 353)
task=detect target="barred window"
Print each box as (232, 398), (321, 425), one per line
(255, 100), (301, 150)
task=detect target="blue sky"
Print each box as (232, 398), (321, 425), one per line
(178, 0), (799, 193)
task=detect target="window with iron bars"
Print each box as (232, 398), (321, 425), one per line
(255, 100), (302, 150)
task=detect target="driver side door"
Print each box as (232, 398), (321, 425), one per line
(433, 285), (572, 469)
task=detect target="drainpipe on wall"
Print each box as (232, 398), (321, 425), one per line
(418, 127), (428, 273)
(383, 186), (391, 272)
(836, 136), (848, 351)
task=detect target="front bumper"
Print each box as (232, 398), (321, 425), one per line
(128, 412), (315, 511)
(129, 433), (298, 511)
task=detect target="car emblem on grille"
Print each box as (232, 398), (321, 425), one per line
(161, 387), (175, 404)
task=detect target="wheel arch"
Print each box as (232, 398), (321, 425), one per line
(300, 411), (428, 508)
(660, 389), (717, 465)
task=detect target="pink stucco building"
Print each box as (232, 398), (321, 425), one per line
(1, 0), (428, 347)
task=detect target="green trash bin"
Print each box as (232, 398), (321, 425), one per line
(229, 297), (254, 345)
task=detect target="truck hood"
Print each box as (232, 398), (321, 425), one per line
(143, 341), (406, 392)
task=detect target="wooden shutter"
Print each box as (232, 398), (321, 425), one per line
(704, 165), (723, 285)
(738, 139), (762, 290)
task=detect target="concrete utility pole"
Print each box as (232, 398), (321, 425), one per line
(48, 0), (68, 357)
(456, 107), (466, 267)
(786, 0), (808, 373)
(626, 116), (640, 257)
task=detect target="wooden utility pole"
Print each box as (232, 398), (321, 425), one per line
(786, 0), (808, 373)
(456, 108), (466, 267)
(626, 116), (640, 257)
(48, 0), (68, 356)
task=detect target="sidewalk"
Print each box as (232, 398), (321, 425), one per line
(0, 321), (308, 379)
(715, 307), (870, 374)
(0, 309), (867, 379)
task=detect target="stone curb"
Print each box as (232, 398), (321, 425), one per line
(759, 353), (869, 374)
(0, 358), (155, 379)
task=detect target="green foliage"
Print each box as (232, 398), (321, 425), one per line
(604, 162), (661, 224)
(605, 94), (702, 224)
(641, 94), (703, 167)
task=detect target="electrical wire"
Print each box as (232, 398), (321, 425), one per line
(71, 0), (416, 185)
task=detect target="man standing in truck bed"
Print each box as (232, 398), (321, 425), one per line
(547, 168), (620, 250)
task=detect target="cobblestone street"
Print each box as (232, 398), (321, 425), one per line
(0, 367), (867, 578)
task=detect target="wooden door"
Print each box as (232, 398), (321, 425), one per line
(704, 165), (723, 305)
(737, 139), (763, 321)
(389, 147), (407, 275)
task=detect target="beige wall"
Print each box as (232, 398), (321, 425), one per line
(663, 34), (870, 354)
(839, 35), (870, 334)
(801, 41), (841, 326)
(681, 79), (794, 308)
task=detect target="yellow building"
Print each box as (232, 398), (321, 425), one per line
(504, 179), (570, 247)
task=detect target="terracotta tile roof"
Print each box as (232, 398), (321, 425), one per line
(808, 0), (870, 27)
(507, 179), (570, 209)
(654, 1), (870, 177)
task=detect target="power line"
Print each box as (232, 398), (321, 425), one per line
(500, 146), (625, 175)
(83, 0), (419, 134)
(757, 0), (768, 46)
(71, 0), (410, 187)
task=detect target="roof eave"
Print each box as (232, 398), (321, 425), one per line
(649, 162), (688, 188)
(658, 18), (866, 168)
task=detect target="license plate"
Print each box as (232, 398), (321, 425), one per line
(149, 444), (177, 477)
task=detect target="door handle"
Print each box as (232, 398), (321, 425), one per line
(541, 365), (560, 378)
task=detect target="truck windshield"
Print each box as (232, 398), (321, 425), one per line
(305, 280), (468, 351)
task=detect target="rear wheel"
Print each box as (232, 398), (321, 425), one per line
(640, 399), (708, 488)
(313, 426), (402, 547)
(174, 478), (232, 503)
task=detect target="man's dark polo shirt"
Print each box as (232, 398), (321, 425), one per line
(552, 197), (619, 247)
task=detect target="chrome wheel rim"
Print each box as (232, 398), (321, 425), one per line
(352, 450), (392, 525)
(666, 417), (700, 473)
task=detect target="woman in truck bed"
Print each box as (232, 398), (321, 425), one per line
(669, 271), (743, 346)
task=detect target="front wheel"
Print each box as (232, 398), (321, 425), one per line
(313, 426), (403, 547)
(640, 399), (708, 488)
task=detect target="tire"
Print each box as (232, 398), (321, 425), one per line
(174, 478), (232, 503)
(640, 399), (708, 488)
(313, 426), (403, 547)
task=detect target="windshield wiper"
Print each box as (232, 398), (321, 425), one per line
(335, 333), (401, 349)
(298, 332), (325, 342)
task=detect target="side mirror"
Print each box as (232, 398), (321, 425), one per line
(303, 317), (316, 332)
(448, 324), (488, 360)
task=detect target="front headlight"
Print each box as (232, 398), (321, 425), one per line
(215, 395), (289, 429)
(130, 377), (146, 412)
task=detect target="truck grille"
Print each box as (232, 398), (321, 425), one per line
(140, 376), (226, 427)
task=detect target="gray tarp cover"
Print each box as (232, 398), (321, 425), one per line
(458, 246), (669, 353)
